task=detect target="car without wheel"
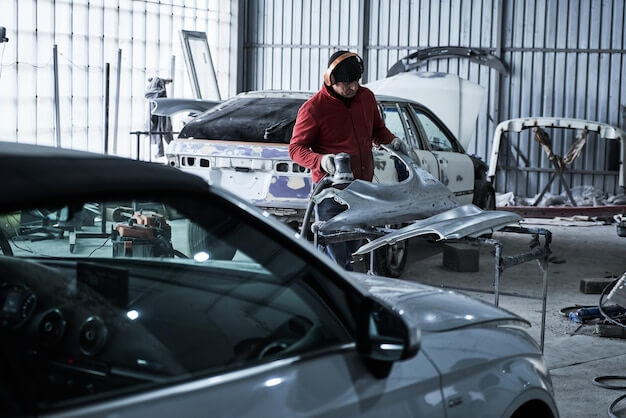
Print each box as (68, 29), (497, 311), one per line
(163, 72), (495, 276)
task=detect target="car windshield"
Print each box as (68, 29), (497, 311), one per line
(0, 196), (352, 414)
(178, 96), (306, 143)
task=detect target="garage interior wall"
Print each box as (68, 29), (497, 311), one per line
(243, 0), (626, 197)
(0, 0), (234, 159)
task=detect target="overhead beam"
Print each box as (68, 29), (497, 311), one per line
(230, 0), (246, 95)
(357, 0), (371, 83)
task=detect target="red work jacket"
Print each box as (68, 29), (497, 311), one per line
(289, 85), (395, 183)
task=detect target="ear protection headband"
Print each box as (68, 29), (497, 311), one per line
(323, 52), (364, 86)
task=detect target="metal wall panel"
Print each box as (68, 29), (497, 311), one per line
(243, 0), (359, 92)
(243, 0), (626, 197)
(0, 0), (234, 159)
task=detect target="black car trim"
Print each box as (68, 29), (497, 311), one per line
(387, 46), (509, 77)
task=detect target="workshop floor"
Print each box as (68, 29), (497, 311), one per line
(399, 219), (626, 418)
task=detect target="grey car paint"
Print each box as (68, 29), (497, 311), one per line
(354, 204), (522, 256)
(48, 270), (555, 418)
(313, 149), (520, 243)
(312, 149), (459, 234)
(50, 347), (445, 417)
(1, 144), (557, 418)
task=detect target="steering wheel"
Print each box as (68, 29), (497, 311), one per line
(256, 316), (321, 360)
(258, 338), (297, 359)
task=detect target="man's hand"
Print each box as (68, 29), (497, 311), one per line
(321, 154), (336, 175)
(390, 137), (408, 154)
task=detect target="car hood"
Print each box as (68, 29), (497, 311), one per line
(365, 72), (485, 149)
(345, 272), (528, 333)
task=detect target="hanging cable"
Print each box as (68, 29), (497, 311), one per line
(598, 275), (626, 328)
(594, 274), (626, 417)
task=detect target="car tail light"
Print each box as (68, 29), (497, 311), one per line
(181, 156), (213, 168)
(293, 163), (308, 173)
(274, 161), (310, 174)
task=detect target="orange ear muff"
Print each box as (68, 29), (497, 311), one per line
(323, 52), (363, 86)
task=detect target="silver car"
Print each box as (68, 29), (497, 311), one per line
(0, 143), (557, 417)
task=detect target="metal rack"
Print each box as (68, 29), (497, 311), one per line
(315, 224), (552, 352)
(443, 226), (552, 352)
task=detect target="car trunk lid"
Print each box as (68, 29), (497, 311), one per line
(365, 72), (485, 150)
(167, 138), (312, 209)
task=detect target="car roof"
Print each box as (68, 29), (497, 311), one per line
(236, 89), (422, 106)
(0, 142), (209, 209)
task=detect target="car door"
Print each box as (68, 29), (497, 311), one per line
(166, 207), (446, 418)
(409, 105), (475, 204)
(379, 102), (440, 179)
(31, 195), (446, 418)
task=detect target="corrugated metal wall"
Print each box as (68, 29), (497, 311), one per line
(0, 0), (234, 159)
(242, 0), (361, 92)
(243, 0), (626, 197)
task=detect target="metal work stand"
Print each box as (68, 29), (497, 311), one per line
(128, 130), (178, 161)
(312, 223), (387, 272)
(68, 205), (109, 253)
(314, 224), (553, 352)
(440, 226), (552, 352)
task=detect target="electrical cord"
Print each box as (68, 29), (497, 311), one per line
(88, 238), (110, 257)
(298, 174), (331, 239)
(593, 376), (626, 390)
(607, 395), (626, 418)
(594, 275), (626, 417)
(599, 275), (626, 328)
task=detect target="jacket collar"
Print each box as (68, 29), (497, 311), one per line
(321, 84), (362, 107)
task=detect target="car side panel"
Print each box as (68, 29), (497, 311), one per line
(420, 327), (555, 418)
(412, 149), (441, 181)
(432, 151), (474, 204)
(53, 350), (445, 418)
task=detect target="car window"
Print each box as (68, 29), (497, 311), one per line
(412, 108), (457, 152)
(178, 96), (306, 144)
(398, 105), (421, 149)
(382, 105), (406, 140)
(382, 104), (419, 150)
(0, 198), (352, 414)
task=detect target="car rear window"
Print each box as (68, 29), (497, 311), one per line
(178, 97), (306, 144)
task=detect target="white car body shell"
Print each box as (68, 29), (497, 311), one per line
(166, 73), (487, 222)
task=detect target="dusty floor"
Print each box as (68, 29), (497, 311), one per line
(397, 218), (626, 418)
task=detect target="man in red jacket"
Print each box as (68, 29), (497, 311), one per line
(289, 50), (404, 270)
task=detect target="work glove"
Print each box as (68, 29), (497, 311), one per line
(321, 154), (336, 175)
(390, 137), (408, 154)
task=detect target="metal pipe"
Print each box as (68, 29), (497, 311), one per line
(112, 49), (122, 155)
(538, 257), (549, 353)
(299, 176), (332, 239)
(103, 63), (110, 155)
(170, 55), (176, 96)
(501, 247), (550, 270)
(494, 241), (502, 306)
(357, 0), (370, 82)
(53, 44), (61, 148)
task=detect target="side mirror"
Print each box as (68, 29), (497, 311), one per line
(357, 298), (420, 362)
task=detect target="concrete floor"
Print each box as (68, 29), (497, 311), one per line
(398, 219), (626, 418)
